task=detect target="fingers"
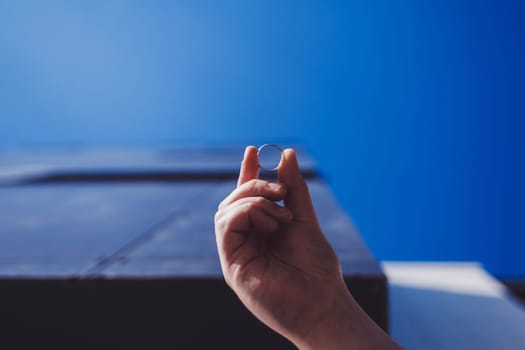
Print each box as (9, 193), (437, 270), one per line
(215, 201), (283, 267)
(228, 197), (293, 223)
(216, 197), (293, 236)
(278, 149), (318, 222)
(219, 179), (287, 210)
(237, 146), (259, 187)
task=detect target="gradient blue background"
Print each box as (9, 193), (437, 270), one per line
(1, 1), (524, 277)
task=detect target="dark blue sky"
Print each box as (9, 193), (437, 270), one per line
(1, 1), (524, 277)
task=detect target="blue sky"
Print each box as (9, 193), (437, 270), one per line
(1, 1), (524, 276)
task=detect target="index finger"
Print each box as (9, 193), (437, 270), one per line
(237, 146), (259, 187)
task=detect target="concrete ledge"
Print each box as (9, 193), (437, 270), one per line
(384, 262), (525, 350)
(0, 148), (387, 349)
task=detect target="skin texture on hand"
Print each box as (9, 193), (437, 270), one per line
(214, 146), (403, 350)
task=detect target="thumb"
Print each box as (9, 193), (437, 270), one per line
(278, 149), (318, 223)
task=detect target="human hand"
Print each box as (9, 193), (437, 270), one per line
(214, 146), (402, 350)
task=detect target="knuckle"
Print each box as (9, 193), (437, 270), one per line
(246, 179), (260, 192)
(253, 196), (267, 206)
(215, 212), (230, 232)
(247, 198), (267, 212)
(246, 179), (269, 193)
(246, 201), (259, 212)
(214, 210), (222, 224)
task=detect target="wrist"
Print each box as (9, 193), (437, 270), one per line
(294, 284), (356, 350)
(295, 283), (402, 350)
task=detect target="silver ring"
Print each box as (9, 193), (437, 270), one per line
(257, 144), (283, 172)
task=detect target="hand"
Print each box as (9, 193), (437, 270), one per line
(214, 146), (402, 350)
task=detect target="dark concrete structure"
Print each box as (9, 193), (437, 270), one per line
(0, 148), (387, 349)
